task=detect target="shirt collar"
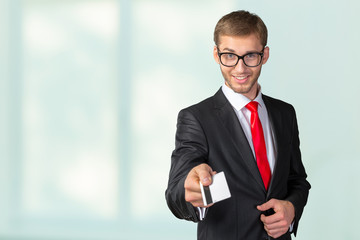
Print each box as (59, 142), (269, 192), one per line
(221, 83), (265, 111)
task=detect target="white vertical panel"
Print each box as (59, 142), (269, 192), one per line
(21, 0), (120, 220)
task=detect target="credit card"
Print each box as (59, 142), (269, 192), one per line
(200, 171), (231, 206)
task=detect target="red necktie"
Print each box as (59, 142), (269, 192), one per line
(246, 101), (271, 190)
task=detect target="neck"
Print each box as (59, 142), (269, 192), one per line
(244, 83), (260, 100)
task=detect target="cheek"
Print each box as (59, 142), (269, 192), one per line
(251, 67), (261, 76)
(220, 67), (232, 77)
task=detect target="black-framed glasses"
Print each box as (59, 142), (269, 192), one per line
(217, 47), (264, 67)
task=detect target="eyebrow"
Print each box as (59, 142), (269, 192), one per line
(222, 48), (236, 52)
(220, 47), (263, 54)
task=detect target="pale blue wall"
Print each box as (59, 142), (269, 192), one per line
(1, 0), (360, 239)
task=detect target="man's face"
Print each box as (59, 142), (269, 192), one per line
(213, 34), (269, 100)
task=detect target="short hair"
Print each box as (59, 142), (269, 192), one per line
(214, 10), (268, 48)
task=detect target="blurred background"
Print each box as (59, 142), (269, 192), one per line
(1, 0), (360, 239)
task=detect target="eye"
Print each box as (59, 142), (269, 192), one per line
(245, 53), (258, 59)
(224, 53), (236, 60)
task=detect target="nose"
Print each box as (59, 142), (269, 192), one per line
(234, 58), (247, 72)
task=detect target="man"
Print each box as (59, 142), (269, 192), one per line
(165, 10), (310, 240)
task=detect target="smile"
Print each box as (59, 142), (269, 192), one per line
(233, 75), (249, 83)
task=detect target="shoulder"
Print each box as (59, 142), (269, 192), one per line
(262, 94), (296, 114)
(179, 89), (224, 117)
(178, 95), (215, 122)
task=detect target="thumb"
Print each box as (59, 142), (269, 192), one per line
(257, 199), (275, 211)
(196, 164), (213, 186)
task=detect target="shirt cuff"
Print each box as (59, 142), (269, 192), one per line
(197, 207), (207, 221)
(289, 221), (294, 232)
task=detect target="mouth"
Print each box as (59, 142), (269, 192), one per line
(232, 75), (249, 84)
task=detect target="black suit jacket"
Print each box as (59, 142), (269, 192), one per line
(165, 89), (310, 240)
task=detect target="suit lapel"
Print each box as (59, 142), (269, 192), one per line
(262, 95), (284, 195)
(213, 89), (266, 192)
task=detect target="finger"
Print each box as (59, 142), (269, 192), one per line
(190, 199), (206, 207)
(260, 212), (284, 225)
(263, 221), (288, 239)
(264, 218), (288, 230)
(262, 217), (290, 238)
(184, 177), (202, 193)
(267, 227), (287, 239)
(186, 191), (212, 208)
(257, 198), (276, 211)
(192, 201), (215, 208)
(185, 191), (203, 203)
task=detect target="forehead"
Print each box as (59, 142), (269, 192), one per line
(217, 34), (263, 53)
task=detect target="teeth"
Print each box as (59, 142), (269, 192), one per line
(235, 76), (247, 80)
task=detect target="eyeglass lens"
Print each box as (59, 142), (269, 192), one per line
(220, 52), (262, 67)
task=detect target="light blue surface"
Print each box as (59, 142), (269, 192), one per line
(1, 0), (359, 239)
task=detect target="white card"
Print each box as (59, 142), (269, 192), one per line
(199, 171), (231, 206)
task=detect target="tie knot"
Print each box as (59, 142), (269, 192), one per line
(246, 101), (259, 113)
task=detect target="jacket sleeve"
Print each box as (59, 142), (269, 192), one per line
(165, 108), (209, 222)
(285, 107), (311, 236)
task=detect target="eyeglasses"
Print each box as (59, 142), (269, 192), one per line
(217, 47), (264, 67)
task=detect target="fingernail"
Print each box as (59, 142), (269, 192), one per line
(202, 177), (210, 184)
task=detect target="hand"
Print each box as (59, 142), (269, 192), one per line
(184, 163), (216, 208)
(257, 199), (295, 239)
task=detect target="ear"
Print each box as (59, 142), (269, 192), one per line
(261, 46), (270, 65)
(213, 46), (220, 64)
